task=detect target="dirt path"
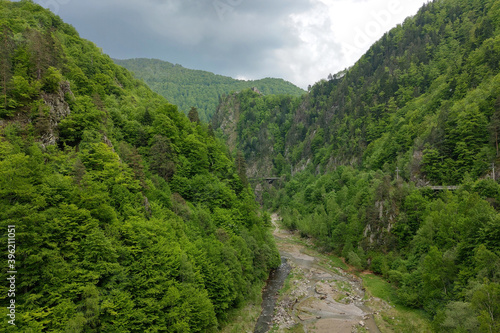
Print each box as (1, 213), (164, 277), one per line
(270, 214), (380, 333)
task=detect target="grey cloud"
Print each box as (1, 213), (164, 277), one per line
(17, 0), (427, 88)
(40, 0), (316, 82)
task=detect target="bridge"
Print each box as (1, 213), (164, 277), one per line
(249, 177), (281, 184)
(421, 185), (460, 190)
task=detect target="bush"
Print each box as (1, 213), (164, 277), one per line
(347, 251), (362, 270)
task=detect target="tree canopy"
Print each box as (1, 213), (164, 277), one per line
(0, 1), (280, 331)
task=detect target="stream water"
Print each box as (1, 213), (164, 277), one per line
(253, 257), (292, 333)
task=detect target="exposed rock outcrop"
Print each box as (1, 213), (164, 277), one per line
(39, 81), (73, 146)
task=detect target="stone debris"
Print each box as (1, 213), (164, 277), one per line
(297, 313), (316, 321)
(272, 299), (296, 328)
(270, 217), (383, 333)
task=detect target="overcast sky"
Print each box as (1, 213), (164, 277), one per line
(28, 0), (429, 89)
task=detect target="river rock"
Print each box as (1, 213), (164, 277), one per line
(298, 313), (316, 321)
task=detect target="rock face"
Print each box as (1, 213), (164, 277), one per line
(39, 81), (73, 146)
(212, 92), (277, 203)
(251, 87), (262, 94)
(211, 93), (240, 152)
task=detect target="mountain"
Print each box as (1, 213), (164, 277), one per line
(213, 0), (500, 330)
(114, 58), (305, 122)
(0, 1), (279, 331)
(215, 0), (500, 183)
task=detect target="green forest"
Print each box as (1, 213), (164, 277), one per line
(213, 0), (500, 331)
(114, 58), (305, 123)
(2, 0), (500, 331)
(0, 1), (280, 331)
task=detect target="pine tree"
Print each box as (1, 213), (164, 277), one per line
(0, 25), (14, 110)
(490, 97), (500, 156)
(27, 28), (59, 80)
(149, 135), (176, 180)
(142, 108), (153, 125)
(235, 150), (248, 186)
(188, 106), (200, 123)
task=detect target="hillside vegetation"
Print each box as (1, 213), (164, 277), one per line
(0, 1), (280, 331)
(213, 0), (500, 331)
(114, 58), (305, 123)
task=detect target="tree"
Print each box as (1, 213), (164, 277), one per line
(440, 301), (479, 332)
(470, 282), (500, 333)
(0, 25), (14, 110)
(421, 246), (458, 312)
(188, 106), (200, 123)
(119, 142), (146, 187)
(149, 135), (176, 181)
(142, 108), (153, 125)
(27, 28), (52, 80)
(421, 148), (443, 183)
(489, 97), (500, 156)
(235, 150), (248, 186)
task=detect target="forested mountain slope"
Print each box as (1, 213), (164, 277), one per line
(213, 0), (500, 331)
(215, 0), (500, 184)
(0, 1), (279, 331)
(114, 58), (305, 122)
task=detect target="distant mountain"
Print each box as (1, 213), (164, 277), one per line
(114, 58), (305, 122)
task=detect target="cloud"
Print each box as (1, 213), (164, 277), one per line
(268, 1), (344, 88)
(28, 0), (428, 89)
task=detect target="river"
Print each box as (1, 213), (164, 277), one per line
(254, 214), (380, 333)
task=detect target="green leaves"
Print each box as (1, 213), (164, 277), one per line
(42, 66), (63, 93)
(470, 282), (500, 333)
(59, 96), (105, 145)
(0, 1), (280, 331)
(274, 161), (500, 328)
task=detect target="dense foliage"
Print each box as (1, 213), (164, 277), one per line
(212, 89), (302, 178)
(114, 58), (305, 123)
(269, 167), (500, 332)
(0, 1), (280, 331)
(213, 0), (500, 331)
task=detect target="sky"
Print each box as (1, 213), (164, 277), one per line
(27, 0), (429, 89)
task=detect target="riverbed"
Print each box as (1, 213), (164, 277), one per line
(255, 214), (381, 333)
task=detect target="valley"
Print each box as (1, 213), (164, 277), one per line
(252, 214), (432, 333)
(0, 0), (499, 332)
